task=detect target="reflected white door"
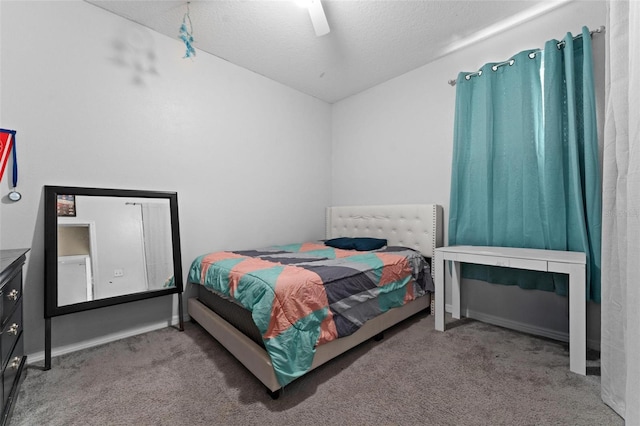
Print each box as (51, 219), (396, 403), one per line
(58, 255), (92, 305)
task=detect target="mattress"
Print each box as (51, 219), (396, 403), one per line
(197, 284), (264, 348)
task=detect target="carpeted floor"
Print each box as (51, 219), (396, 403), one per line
(10, 313), (623, 426)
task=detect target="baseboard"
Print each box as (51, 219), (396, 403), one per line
(445, 304), (601, 351)
(28, 305), (601, 364)
(27, 314), (187, 365)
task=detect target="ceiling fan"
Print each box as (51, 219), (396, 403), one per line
(300, 0), (330, 36)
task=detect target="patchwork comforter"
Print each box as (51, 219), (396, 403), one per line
(188, 242), (433, 386)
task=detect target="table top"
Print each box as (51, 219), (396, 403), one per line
(0, 248), (30, 282)
(435, 245), (586, 264)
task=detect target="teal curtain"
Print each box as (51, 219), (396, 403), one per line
(448, 26), (602, 302)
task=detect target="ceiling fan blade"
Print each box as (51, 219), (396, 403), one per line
(308, 0), (330, 37)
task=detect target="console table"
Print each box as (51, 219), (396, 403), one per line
(433, 245), (587, 375)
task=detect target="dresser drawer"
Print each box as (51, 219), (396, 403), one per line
(1, 303), (21, 371)
(0, 249), (27, 424)
(1, 270), (21, 327)
(2, 334), (23, 408)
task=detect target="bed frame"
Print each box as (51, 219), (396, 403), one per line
(188, 204), (443, 397)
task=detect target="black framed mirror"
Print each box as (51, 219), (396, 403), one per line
(43, 186), (183, 369)
(44, 185), (183, 316)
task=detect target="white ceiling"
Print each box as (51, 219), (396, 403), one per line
(86, 0), (567, 103)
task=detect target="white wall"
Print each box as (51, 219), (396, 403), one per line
(332, 1), (607, 348)
(0, 1), (332, 359)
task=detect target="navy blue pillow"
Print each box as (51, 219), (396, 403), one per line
(325, 237), (387, 251)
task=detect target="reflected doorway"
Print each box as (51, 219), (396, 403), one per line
(57, 221), (98, 306)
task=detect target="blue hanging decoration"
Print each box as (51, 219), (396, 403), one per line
(179, 2), (196, 59)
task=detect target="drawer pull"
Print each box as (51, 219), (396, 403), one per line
(10, 357), (21, 369)
(8, 323), (20, 336)
(7, 289), (19, 301)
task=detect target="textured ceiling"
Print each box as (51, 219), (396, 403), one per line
(86, 0), (565, 103)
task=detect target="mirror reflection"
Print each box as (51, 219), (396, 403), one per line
(56, 195), (175, 306)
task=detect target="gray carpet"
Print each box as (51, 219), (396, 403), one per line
(10, 313), (622, 426)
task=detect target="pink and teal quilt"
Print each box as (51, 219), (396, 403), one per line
(188, 242), (432, 386)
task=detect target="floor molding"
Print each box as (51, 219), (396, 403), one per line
(446, 304), (601, 351)
(27, 315), (186, 364)
(28, 307), (601, 364)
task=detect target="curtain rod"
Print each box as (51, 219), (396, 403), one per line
(447, 25), (605, 87)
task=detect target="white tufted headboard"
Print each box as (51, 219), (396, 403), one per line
(325, 204), (443, 259)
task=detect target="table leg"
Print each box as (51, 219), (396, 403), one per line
(451, 261), (461, 319)
(549, 260), (587, 376)
(569, 264), (587, 375)
(435, 251), (445, 331)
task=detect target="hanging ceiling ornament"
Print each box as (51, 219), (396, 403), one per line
(179, 2), (196, 58)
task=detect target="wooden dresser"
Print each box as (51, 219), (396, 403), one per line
(0, 249), (28, 426)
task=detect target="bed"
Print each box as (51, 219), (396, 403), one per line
(187, 204), (443, 397)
